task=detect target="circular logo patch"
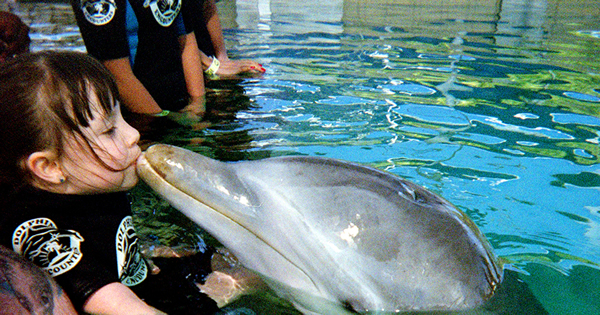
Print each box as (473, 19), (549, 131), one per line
(115, 216), (148, 286)
(143, 0), (181, 27)
(12, 218), (84, 276)
(81, 0), (117, 26)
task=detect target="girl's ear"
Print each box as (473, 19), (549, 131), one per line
(26, 151), (65, 184)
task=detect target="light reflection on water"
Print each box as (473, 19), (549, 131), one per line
(4, 0), (600, 314)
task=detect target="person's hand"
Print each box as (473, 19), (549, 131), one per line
(140, 243), (200, 275)
(159, 95), (207, 127)
(182, 95), (206, 117)
(213, 57), (265, 77)
(197, 247), (266, 307)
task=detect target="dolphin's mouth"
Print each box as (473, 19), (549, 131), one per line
(137, 151), (210, 208)
(138, 152), (166, 179)
(136, 150), (259, 243)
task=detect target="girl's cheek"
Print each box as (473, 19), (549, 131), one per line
(93, 152), (122, 171)
(104, 156), (127, 170)
(96, 142), (124, 159)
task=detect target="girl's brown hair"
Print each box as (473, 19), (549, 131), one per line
(0, 50), (120, 193)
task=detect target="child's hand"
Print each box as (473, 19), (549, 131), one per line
(140, 244), (200, 275)
(141, 244), (198, 258)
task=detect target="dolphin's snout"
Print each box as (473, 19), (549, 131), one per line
(141, 144), (179, 180)
(137, 148), (168, 180)
(135, 152), (149, 176)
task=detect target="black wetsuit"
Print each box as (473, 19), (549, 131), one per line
(0, 187), (218, 314)
(70, 0), (191, 110)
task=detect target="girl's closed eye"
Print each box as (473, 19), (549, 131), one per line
(103, 126), (116, 135)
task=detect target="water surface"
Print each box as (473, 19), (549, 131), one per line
(4, 0), (599, 314)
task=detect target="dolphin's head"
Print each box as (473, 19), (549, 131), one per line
(137, 144), (503, 314)
(137, 144), (339, 301)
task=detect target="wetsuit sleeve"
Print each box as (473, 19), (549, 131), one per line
(174, 11), (189, 36)
(70, 0), (130, 61)
(52, 253), (119, 310)
(181, 0), (201, 34)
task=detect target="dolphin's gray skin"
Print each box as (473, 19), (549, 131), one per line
(137, 144), (503, 314)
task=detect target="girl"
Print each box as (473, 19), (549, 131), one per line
(0, 51), (219, 314)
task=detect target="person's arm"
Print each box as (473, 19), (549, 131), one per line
(83, 282), (166, 315)
(70, 0), (160, 113)
(102, 58), (163, 115)
(179, 31), (205, 98)
(201, 0), (265, 76)
(201, 0), (227, 61)
(178, 31), (206, 116)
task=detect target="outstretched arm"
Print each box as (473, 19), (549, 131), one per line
(201, 0), (227, 62)
(201, 0), (265, 76)
(102, 58), (163, 115)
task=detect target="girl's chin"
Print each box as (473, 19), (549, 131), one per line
(121, 174), (140, 190)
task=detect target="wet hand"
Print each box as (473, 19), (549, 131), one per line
(214, 57), (265, 77)
(182, 95), (206, 118)
(167, 96), (206, 126)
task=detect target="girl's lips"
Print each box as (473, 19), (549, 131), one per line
(129, 147), (142, 168)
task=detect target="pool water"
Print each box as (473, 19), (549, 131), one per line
(4, 0), (599, 314)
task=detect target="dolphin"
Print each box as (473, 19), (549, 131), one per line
(136, 144), (503, 314)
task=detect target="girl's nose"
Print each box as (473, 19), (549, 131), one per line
(125, 123), (140, 147)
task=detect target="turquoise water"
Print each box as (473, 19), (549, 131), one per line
(4, 0), (600, 314)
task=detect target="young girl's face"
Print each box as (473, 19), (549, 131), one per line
(60, 94), (141, 194)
